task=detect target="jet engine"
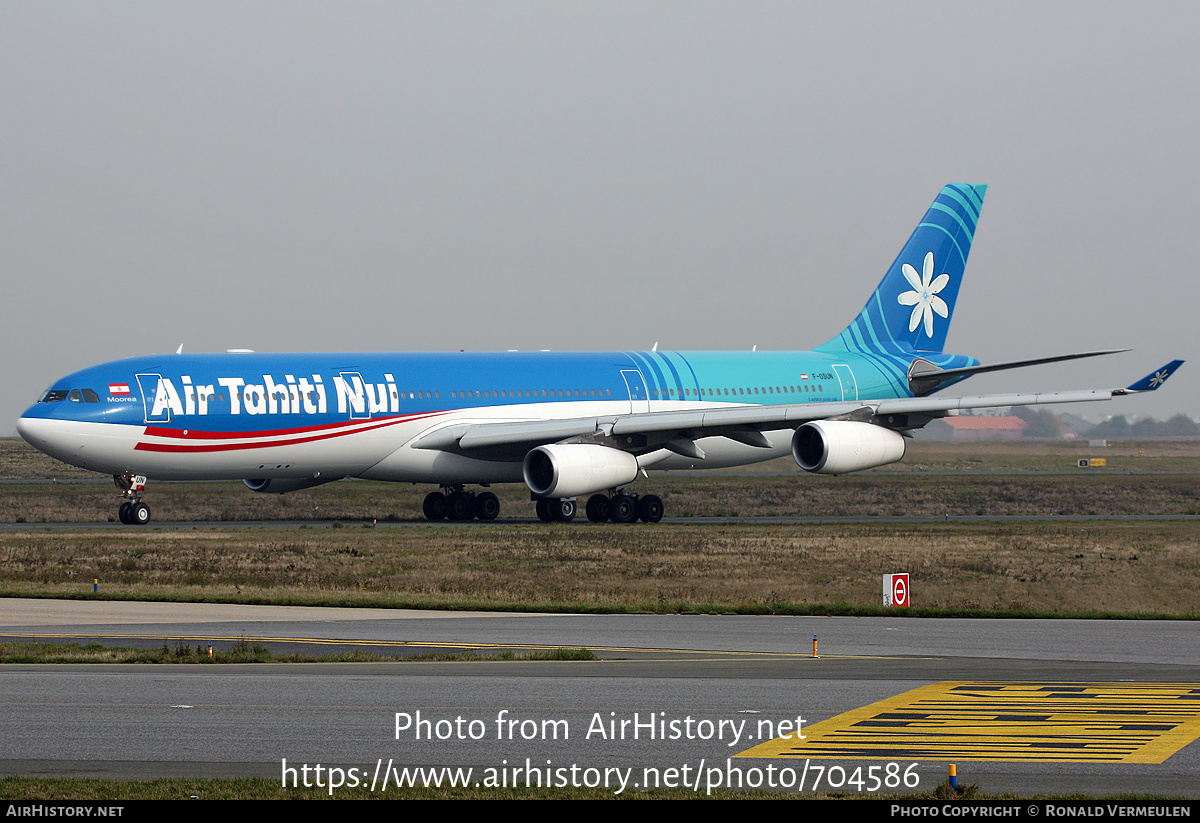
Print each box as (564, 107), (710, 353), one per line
(791, 420), (905, 475)
(243, 476), (338, 494)
(523, 444), (639, 498)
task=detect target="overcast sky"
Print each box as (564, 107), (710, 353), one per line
(2, 1), (1196, 434)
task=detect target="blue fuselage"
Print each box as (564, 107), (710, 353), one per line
(17, 348), (972, 482)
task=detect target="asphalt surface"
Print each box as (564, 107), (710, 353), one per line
(1, 599), (1198, 797)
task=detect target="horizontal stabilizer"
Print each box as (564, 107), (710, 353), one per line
(929, 349), (1128, 381)
(908, 349), (1129, 395)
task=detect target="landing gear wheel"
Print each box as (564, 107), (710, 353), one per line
(586, 494), (610, 523)
(536, 497), (576, 522)
(474, 491), (500, 521)
(638, 494), (664, 523)
(446, 491), (475, 521)
(609, 494), (638, 524)
(129, 502), (151, 525)
(118, 502), (133, 524)
(550, 498), (576, 522)
(422, 491), (448, 521)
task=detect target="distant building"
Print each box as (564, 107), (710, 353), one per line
(921, 415), (1029, 441)
(1057, 412), (1094, 438)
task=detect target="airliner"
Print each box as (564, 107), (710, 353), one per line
(17, 185), (1183, 525)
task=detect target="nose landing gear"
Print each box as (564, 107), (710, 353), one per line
(114, 474), (151, 525)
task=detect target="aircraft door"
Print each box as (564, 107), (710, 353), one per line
(621, 369), (650, 414)
(135, 373), (170, 423)
(337, 372), (371, 420)
(832, 364), (858, 401)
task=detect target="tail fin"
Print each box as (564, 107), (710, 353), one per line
(817, 184), (987, 355)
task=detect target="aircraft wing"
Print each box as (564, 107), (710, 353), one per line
(410, 360), (1184, 457)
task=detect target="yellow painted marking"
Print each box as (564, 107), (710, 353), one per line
(736, 682), (1200, 763)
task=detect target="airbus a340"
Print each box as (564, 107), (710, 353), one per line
(17, 185), (1183, 524)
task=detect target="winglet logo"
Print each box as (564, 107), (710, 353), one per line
(897, 251), (950, 338)
(1148, 370), (1170, 388)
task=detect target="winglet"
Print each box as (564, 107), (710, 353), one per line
(1125, 360), (1185, 392)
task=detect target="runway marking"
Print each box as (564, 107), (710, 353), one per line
(735, 681), (1200, 763)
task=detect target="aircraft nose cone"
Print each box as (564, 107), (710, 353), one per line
(17, 408), (130, 474)
(16, 414), (83, 466)
(17, 414), (57, 454)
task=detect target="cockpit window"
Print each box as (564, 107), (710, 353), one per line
(40, 388), (100, 403)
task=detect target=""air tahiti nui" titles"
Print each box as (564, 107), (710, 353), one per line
(147, 373), (409, 418)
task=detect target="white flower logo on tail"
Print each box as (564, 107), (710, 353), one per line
(897, 251), (950, 337)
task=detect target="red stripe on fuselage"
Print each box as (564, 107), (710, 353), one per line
(142, 410), (443, 440)
(133, 410), (449, 453)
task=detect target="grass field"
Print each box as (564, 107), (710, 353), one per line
(1, 521), (1196, 616)
(1, 438), (1198, 617)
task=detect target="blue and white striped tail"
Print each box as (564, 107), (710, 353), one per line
(818, 184), (986, 355)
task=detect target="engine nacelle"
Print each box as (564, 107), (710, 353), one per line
(243, 476), (338, 494)
(791, 420), (906, 475)
(523, 444), (639, 498)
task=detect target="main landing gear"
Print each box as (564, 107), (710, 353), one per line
(585, 491), (664, 524)
(114, 474), (151, 525)
(533, 492), (663, 523)
(423, 487), (500, 522)
(422, 487), (665, 523)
